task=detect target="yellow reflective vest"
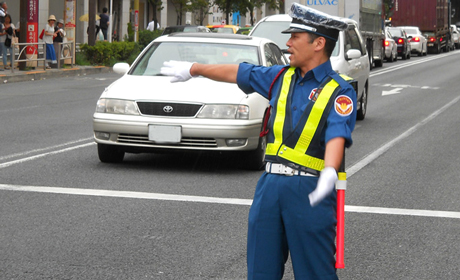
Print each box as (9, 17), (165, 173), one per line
(264, 67), (353, 174)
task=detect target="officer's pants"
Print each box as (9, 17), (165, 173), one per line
(247, 172), (338, 280)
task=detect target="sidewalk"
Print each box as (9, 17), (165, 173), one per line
(0, 65), (113, 84)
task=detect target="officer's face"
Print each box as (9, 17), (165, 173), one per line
(286, 32), (315, 68)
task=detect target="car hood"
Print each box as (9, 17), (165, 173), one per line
(101, 74), (248, 104)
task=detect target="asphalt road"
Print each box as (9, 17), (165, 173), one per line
(1, 50), (460, 279)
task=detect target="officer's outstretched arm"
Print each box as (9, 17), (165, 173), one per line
(308, 137), (345, 207)
(161, 61), (238, 83)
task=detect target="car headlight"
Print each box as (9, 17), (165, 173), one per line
(197, 105), (249, 119)
(96, 98), (140, 115)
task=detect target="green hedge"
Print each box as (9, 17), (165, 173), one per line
(79, 29), (163, 66)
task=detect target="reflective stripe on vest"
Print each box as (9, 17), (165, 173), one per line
(265, 68), (350, 171)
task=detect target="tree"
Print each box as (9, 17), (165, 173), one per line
(383, 0), (395, 19)
(230, 0), (281, 26)
(168, 0), (191, 25)
(189, 0), (212, 25)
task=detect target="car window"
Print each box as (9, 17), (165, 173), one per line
(267, 43), (287, 65)
(251, 21), (291, 50)
(388, 28), (403, 37)
(345, 27), (364, 54)
(404, 28), (417, 35)
(130, 42), (260, 76)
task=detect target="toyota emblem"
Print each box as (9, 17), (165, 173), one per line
(163, 105), (173, 113)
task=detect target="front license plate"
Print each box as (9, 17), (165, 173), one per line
(148, 125), (181, 143)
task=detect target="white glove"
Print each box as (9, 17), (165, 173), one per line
(308, 167), (338, 207)
(160, 60), (195, 83)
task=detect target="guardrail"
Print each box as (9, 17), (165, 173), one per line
(11, 41), (75, 73)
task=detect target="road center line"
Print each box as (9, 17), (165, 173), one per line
(346, 95), (460, 178)
(1, 184), (459, 219)
(0, 142), (95, 169)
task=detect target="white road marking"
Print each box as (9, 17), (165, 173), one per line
(370, 51), (460, 77)
(346, 95), (460, 178)
(1, 184), (459, 219)
(0, 142), (95, 169)
(0, 138), (93, 162)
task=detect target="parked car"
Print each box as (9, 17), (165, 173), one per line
(207, 25), (239, 34)
(451, 25), (460, 49)
(93, 33), (289, 169)
(161, 25), (211, 35)
(249, 14), (370, 120)
(236, 26), (253, 35)
(387, 27), (411, 59)
(400, 26), (427, 56)
(384, 28), (398, 62)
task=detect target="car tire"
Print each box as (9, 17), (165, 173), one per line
(242, 135), (267, 170)
(98, 143), (125, 163)
(402, 51), (407, 60)
(357, 83), (368, 121)
(388, 52), (394, 62)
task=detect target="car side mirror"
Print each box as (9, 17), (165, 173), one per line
(345, 49), (361, 60)
(113, 62), (130, 75)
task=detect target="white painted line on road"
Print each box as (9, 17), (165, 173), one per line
(1, 184), (460, 219)
(0, 142), (95, 169)
(346, 95), (460, 178)
(345, 205), (460, 219)
(370, 51), (460, 77)
(0, 138), (93, 162)
(0, 184), (253, 206)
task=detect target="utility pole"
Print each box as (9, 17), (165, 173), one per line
(19, 0), (27, 70)
(134, 0), (139, 42)
(88, 0), (97, 46)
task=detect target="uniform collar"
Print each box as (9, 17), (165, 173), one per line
(295, 60), (334, 83)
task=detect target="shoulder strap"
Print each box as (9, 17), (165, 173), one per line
(260, 66), (289, 137)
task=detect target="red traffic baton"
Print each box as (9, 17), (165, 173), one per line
(335, 171), (347, 269)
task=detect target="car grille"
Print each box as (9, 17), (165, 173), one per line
(117, 134), (217, 148)
(137, 102), (202, 117)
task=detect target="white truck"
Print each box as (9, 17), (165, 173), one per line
(284, 0), (385, 69)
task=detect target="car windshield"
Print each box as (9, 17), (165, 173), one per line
(213, 27), (234, 34)
(388, 28), (403, 37)
(130, 42), (260, 76)
(163, 26), (200, 35)
(331, 37), (340, 57)
(404, 28), (417, 35)
(251, 21), (290, 50)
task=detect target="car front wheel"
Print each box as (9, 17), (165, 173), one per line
(242, 135), (267, 171)
(357, 83), (368, 121)
(98, 143), (125, 163)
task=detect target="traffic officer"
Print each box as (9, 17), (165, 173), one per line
(161, 3), (357, 279)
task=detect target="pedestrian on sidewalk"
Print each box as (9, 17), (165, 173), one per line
(161, 3), (356, 279)
(0, 1), (7, 24)
(99, 7), (109, 41)
(0, 13), (15, 70)
(44, 15), (58, 69)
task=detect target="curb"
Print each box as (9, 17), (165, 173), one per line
(0, 66), (113, 84)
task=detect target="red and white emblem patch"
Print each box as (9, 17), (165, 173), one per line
(334, 95), (353, 117)
(308, 88), (317, 100)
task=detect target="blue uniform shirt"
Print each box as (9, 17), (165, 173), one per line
(236, 61), (357, 148)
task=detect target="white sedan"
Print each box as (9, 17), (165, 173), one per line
(384, 29), (397, 62)
(401, 26), (427, 56)
(93, 33), (289, 170)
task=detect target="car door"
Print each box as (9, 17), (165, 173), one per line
(343, 26), (368, 98)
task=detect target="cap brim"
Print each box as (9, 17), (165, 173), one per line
(281, 27), (308, 34)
